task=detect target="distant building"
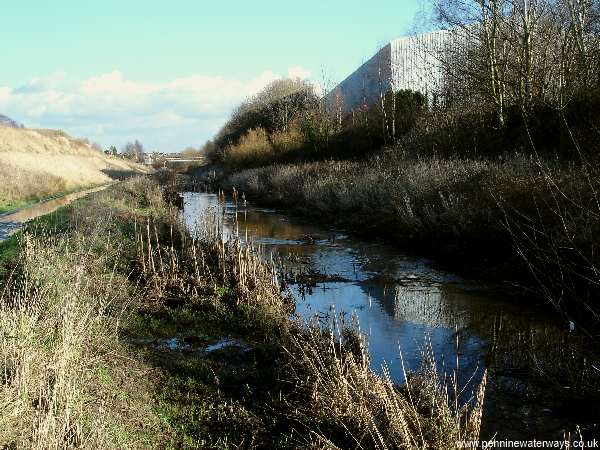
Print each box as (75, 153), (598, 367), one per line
(326, 30), (465, 112)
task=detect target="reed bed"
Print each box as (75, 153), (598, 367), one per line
(224, 153), (546, 241)
(223, 152), (600, 328)
(132, 205), (291, 318)
(127, 177), (488, 448)
(283, 322), (486, 449)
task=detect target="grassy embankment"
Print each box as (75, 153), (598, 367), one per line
(0, 125), (151, 213)
(0, 177), (486, 449)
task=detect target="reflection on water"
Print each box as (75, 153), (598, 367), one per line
(393, 284), (469, 329)
(0, 185), (108, 241)
(182, 191), (593, 439)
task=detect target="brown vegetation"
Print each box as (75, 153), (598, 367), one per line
(222, 147), (600, 332)
(205, 0), (600, 334)
(0, 177), (487, 448)
(0, 124), (151, 210)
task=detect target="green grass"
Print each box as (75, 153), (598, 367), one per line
(0, 233), (20, 279)
(0, 199), (29, 215)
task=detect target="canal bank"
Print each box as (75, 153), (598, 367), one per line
(0, 184), (111, 242)
(180, 189), (600, 441)
(0, 177), (489, 449)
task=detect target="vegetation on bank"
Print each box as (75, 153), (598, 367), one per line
(220, 149), (600, 328)
(0, 177), (486, 449)
(0, 181), (111, 215)
(199, 0), (600, 333)
(0, 161), (69, 214)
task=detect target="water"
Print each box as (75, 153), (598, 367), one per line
(0, 185), (109, 242)
(182, 191), (595, 439)
(128, 336), (248, 354)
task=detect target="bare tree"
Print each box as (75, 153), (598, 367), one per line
(122, 140), (145, 163)
(433, 0), (599, 118)
(434, 0), (511, 125)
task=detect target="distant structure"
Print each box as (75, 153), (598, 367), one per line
(326, 30), (458, 112)
(144, 152), (205, 168)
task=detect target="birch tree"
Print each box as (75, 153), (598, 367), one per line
(434, 0), (511, 126)
(433, 0), (599, 115)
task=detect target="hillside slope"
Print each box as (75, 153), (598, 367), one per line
(0, 124), (152, 212)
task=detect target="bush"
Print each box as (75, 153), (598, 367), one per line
(226, 127), (273, 170)
(214, 79), (318, 152)
(270, 124), (305, 155)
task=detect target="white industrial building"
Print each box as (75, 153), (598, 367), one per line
(327, 30), (463, 112)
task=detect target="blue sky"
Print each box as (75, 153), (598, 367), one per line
(0, 1), (426, 152)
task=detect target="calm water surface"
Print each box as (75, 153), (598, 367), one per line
(182, 191), (588, 440)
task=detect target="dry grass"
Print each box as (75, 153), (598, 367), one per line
(128, 178), (488, 448)
(225, 126), (305, 170)
(226, 128), (274, 170)
(0, 124), (151, 207)
(0, 161), (68, 206)
(285, 324), (487, 449)
(223, 149), (600, 331)
(150, 197), (487, 448)
(0, 177), (488, 448)
(0, 178), (176, 448)
(223, 153), (600, 322)
(225, 152), (546, 244)
(131, 188), (293, 325)
(271, 125), (305, 154)
(0, 233), (164, 448)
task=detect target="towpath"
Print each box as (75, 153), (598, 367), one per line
(0, 185), (110, 242)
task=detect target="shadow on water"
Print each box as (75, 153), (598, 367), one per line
(182, 191), (600, 441)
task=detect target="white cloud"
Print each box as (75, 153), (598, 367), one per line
(287, 66), (312, 80)
(13, 71), (68, 94)
(0, 68), (307, 151)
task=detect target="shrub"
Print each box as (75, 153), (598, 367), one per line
(226, 127), (273, 170)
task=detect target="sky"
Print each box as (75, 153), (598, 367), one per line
(0, 1), (428, 152)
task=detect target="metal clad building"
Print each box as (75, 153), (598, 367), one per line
(327, 30), (452, 112)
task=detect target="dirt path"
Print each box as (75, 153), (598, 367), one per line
(0, 184), (110, 242)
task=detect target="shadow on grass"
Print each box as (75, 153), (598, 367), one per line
(122, 305), (311, 449)
(101, 168), (147, 180)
